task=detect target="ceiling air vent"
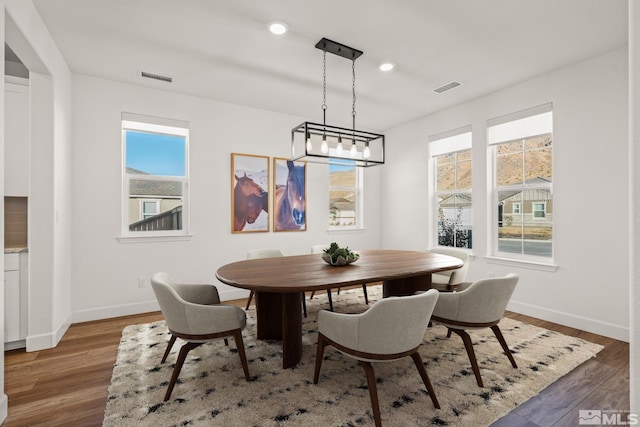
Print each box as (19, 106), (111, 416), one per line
(433, 80), (462, 94)
(140, 71), (173, 83)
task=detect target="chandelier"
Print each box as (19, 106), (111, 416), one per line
(291, 38), (385, 167)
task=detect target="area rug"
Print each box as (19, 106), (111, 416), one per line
(103, 285), (603, 427)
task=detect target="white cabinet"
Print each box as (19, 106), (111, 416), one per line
(4, 76), (30, 197)
(5, 251), (28, 349)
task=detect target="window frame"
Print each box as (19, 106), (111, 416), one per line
(120, 113), (191, 241)
(488, 104), (553, 262)
(429, 127), (473, 250)
(328, 163), (364, 231)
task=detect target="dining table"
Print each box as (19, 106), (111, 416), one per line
(215, 249), (463, 368)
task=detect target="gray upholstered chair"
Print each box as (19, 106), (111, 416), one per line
(314, 289), (440, 427)
(150, 272), (250, 401)
(245, 248), (285, 310)
(428, 247), (470, 291)
(430, 273), (519, 387)
(309, 244), (369, 311)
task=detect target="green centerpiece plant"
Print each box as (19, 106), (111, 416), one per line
(322, 242), (359, 266)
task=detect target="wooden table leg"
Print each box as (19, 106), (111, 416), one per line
(281, 292), (302, 369)
(255, 291), (303, 368)
(383, 273), (432, 297)
(255, 291), (282, 340)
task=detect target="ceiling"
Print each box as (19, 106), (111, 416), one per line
(30, 0), (628, 131)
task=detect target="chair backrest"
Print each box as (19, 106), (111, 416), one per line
(356, 289), (439, 355)
(246, 248), (284, 259)
(455, 273), (519, 323)
(150, 272), (191, 334)
(311, 244), (330, 254)
(428, 247), (470, 284)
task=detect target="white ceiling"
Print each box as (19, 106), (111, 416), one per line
(31, 0), (628, 131)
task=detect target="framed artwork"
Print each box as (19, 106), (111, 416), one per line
(231, 153), (269, 233)
(273, 157), (306, 232)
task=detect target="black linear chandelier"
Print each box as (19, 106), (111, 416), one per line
(291, 38), (385, 167)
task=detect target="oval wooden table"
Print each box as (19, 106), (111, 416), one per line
(215, 249), (463, 368)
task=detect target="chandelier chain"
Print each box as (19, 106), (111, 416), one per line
(322, 49), (327, 111)
(352, 58), (356, 129)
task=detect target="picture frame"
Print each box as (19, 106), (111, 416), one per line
(231, 153), (270, 233)
(273, 157), (306, 232)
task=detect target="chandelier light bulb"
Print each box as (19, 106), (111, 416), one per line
(336, 136), (344, 155)
(363, 142), (371, 159)
(306, 133), (312, 152)
(321, 138), (329, 154)
(350, 140), (357, 156)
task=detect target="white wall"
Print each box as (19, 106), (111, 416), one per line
(70, 74), (383, 322)
(382, 47), (629, 341)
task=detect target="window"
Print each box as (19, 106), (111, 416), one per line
(329, 161), (363, 229)
(430, 128), (472, 248)
(489, 104), (552, 259)
(122, 113), (189, 236)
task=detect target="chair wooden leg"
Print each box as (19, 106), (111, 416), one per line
(491, 324), (518, 368)
(309, 290), (316, 299)
(313, 334), (327, 384)
(161, 335), (177, 363)
(245, 290), (254, 310)
(362, 284), (369, 305)
(233, 330), (251, 381)
(164, 341), (202, 401)
(302, 293), (307, 318)
(410, 351), (440, 409)
(450, 329), (484, 387)
(359, 361), (382, 427)
(327, 289), (334, 311)
(446, 328), (452, 338)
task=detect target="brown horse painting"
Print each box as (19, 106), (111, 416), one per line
(234, 173), (266, 231)
(246, 192), (268, 225)
(275, 160), (305, 231)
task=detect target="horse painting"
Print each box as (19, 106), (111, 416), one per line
(233, 173), (266, 231)
(274, 160), (306, 231)
(246, 192), (268, 225)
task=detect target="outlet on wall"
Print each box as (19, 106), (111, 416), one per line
(138, 277), (147, 288)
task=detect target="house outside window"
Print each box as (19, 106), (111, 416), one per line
(329, 162), (363, 229)
(489, 104), (553, 259)
(122, 112), (189, 237)
(429, 127), (472, 249)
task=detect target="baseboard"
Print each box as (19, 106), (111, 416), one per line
(71, 288), (250, 323)
(25, 314), (72, 351)
(508, 299), (629, 342)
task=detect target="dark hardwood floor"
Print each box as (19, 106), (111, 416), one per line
(2, 298), (629, 427)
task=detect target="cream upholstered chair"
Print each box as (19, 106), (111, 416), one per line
(150, 272), (250, 401)
(430, 273), (519, 387)
(309, 244), (369, 311)
(245, 248), (284, 310)
(428, 247), (470, 291)
(314, 290), (440, 427)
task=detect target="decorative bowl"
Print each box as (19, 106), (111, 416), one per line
(321, 252), (359, 266)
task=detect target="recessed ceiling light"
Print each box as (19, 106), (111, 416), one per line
(379, 62), (395, 72)
(268, 21), (288, 35)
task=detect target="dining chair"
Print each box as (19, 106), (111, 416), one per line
(150, 272), (250, 401)
(430, 273), (519, 387)
(309, 244), (369, 311)
(314, 289), (440, 427)
(428, 247), (470, 291)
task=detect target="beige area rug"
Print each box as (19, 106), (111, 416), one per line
(103, 285), (602, 427)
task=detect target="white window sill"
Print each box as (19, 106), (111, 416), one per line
(484, 256), (558, 272)
(327, 228), (366, 235)
(117, 234), (193, 244)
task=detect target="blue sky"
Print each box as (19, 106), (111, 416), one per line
(126, 131), (185, 176)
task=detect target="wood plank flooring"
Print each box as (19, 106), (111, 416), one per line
(2, 298), (629, 427)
